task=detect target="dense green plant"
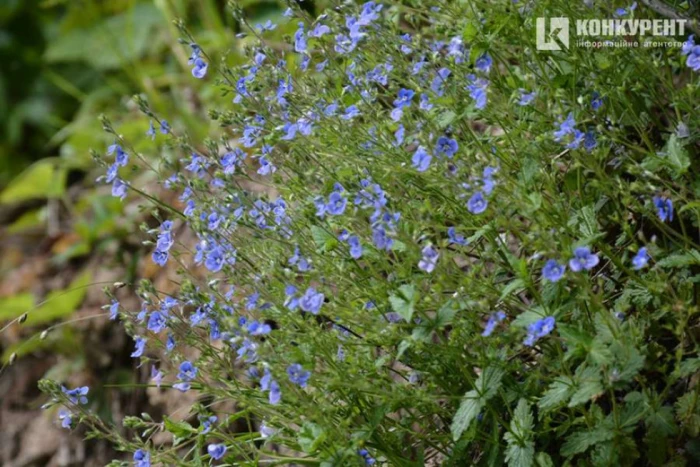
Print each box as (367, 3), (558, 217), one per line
(34, 0), (700, 465)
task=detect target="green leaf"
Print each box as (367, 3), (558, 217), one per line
(539, 377), (574, 412)
(298, 422), (326, 453)
(44, 3), (165, 70)
(25, 269), (92, 326)
(656, 250), (700, 268)
(389, 284), (417, 322)
(163, 416), (196, 438)
(451, 390), (483, 442)
(561, 427), (614, 457)
(663, 134), (690, 177)
(500, 279), (526, 300)
(435, 300), (458, 328)
(568, 379), (603, 408)
(535, 453), (555, 467)
(0, 159), (66, 204)
(451, 366), (505, 441)
(645, 405), (678, 437)
(0, 293), (34, 322)
(310, 226), (336, 252)
(504, 399), (535, 467)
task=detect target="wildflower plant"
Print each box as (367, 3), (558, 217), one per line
(38, 0), (700, 466)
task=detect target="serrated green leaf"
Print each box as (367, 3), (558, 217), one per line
(298, 422), (326, 453)
(656, 250), (700, 268)
(561, 427), (614, 457)
(451, 390), (483, 442)
(163, 416), (196, 437)
(505, 399), (535, 467)
(539, 377), (574, 412)
(451, 366), (505, 441)
(389, 284), (417, 322)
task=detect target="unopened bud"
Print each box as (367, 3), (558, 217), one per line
(40, 330), (49, 340)
(8, 353), (17, 365)
(19, 313), (28, 324)
(114, 282), (126, 289)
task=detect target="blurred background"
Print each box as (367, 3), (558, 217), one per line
(0, 0), (302, 465)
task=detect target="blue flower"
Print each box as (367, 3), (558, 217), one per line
(482, 310), (506, 337)
(518, 89), (536, 106)
(475, 53), (492, 73)
(178, 361), (197, 381)
(205, 247), (225, 272)
(435, 136), (458, 158)
(160, 120), (170, 134)
(569, 246), (600, 272)
(256, 20), (277, 32)
(653, 196), (673, 222)
(418, 245), (439, 273)
(419, 93), (433, 110)
(393, 88), (414, 109)
(553, 113), (576, 141)
(134, 449), (150, 467)
(358, 449), (377, 466)
(524, 316), (556, 346)
(58, 409), (72, 429)
(112, 179), (128, 200)
(326, 191), (347, 215)
(109, 299), (119, 320)
(62, 385), (89, 405)
(147, 311), (166, 333)
(146, 121), (156, 140)
(294, 23), (308, 53)
(431, 67), (451, 95)
(166, 334), (175, 352)
(131, 336), (146, 358)
(466, 74), (488, 109)
(299, 287), (324, 314)
(584, 130), (597, 152)
(348, 235), (363, 259)
(394, 125), (405, 146)
(342, 105), (360, 120)
(591, 92), (604, 111)
(208, 444), (227, 461)
(152, 249), (168, 266)
(566, 130), (585, 150)
(107, 143), (129, 167)
(632, 247), (649, 270)
(467, 192), (488, 214)
(287, 363), (311, 387)
(269, 380), (281, 404)
(412, 146), (432, 172)
(542, 260), (566, 282)
(310, 22), (330, 38)
(191, 58), (208, 79)
(447, 227), (467, 246)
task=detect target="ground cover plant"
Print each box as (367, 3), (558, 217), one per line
(32, 0), (700, 465)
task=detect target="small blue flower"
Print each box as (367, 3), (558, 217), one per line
(393, 88), (414, 109)
(569, 246), (600, 272)
(435, 136), (458, 158)
(584, 130), (597, 152)
(287, 363), (311, 387)
(109, 299), (119, 320)
(152, 249), (168, 266)
(299, 287), (324, 314)
(482, 310), (506, 337)
(348, 235), (363, 259)
(542, 260), (566, 282)
(326, 191), (347, 215)
(208, 443), (227, 461)
(467, 191), (488, 214)
(447, 227), (468, 246)
(269, 380), (281, 404)
(653, 196), (673, 222)
(205, 247), (225, 272)
(62, 385), (89, 405)
(112, 178), (128, 200)
(418, 245), (439, 273)
(412, 146), (432, 172)
(294, 23), (308, 53)
(160, 120), (170, 134)
(134, 449), (150, 467)
(475, 53), (492, 73)
(591, 92), (604, 111)
(309, 22), (330, 38)
(632, 247), (649, 270)
(146, 121), (156, 140)
(191, 58), (208, 79)
(177, 361), (197, 381)
(466, 74), (488, 109)
(147, 311), (166, 333)
(131, 336), (146, 358)
(58, 409), (72, 429)
(518, 89), (536, 106)
(524, 316), (556, 346)
(553, 113), (576, 141)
